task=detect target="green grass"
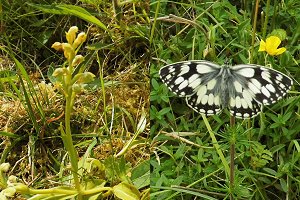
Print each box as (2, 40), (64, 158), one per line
(0, 0), (149, 199)
(150, 0), (300, 199)
(1, 0), (300, 199)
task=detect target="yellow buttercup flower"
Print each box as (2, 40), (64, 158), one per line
(258, 36), (286, 56)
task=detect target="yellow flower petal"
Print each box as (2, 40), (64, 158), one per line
(258, 40), (266, 52)
(266, 36), (281, 49)
(275, 47), (286, 55)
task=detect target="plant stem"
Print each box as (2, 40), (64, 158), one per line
(58, 63), (81, 195)
(29, 187), (78, 195)
(262, 0), (271, 39)
(229, 116), (235, 200)
(250, 0), (260, 64)
(230, 143), (235, 200)
(62, 84), (81, 198)
(202, 114), (230, 177)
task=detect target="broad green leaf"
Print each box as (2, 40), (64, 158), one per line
(28, 193), (77, 200)
(150, 186), (218, 200)
(131, 160), (150, 189)
(280, 178), (288, 192)
(136, 112), (147, 135)
(292, 140), (300, 153)
(27, 3), (107, 31)
(81, 182), (106, 200)
(263, 167), (277, 176)
(113, 182), (140, 200)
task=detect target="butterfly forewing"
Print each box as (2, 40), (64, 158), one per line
(159, 60), (293, 119)
(159, 61), (221, 97)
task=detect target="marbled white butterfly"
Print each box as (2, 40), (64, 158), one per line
(159, 60), (293, 119)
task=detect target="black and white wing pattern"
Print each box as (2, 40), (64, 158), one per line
(159, 60), (293, 119)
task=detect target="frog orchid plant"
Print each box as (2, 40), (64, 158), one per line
(51, 26), (95, 196)
(0, 26), (142, 200)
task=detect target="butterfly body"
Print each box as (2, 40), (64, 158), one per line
(159, 60), (293, 119)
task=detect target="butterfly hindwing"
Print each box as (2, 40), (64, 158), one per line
(185, 84), (222, 116)
(227, 86), (262, 118)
